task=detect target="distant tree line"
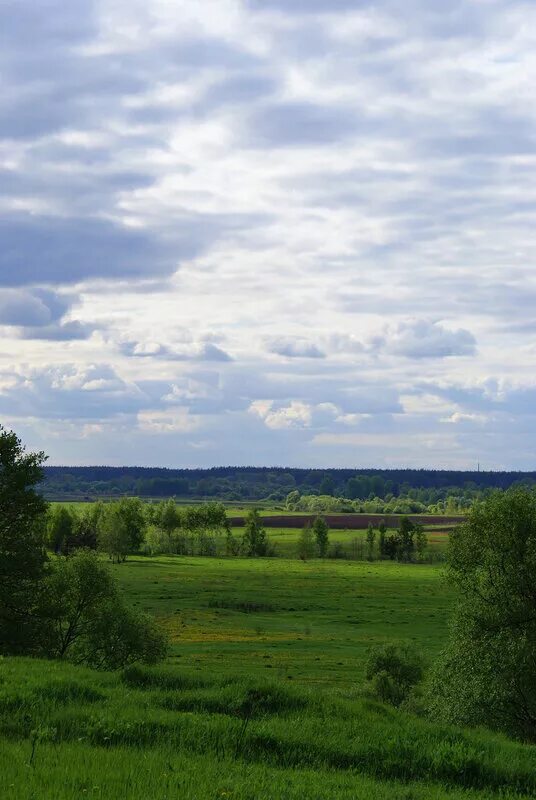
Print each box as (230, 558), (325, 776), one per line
(45, 497), (432, 563)
(41, 465), (536, 503)
(285, 490), (469, 515)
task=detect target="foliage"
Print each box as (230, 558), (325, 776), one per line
(378, 520), (387, 557)
(38, 550), (168, 668)
(153, 498), (181, 534)
(72, 501), (104, 550)
(97, 505), (131, 562)
(366, 522), (376, 559)
(297, 525), (315, 561)
(366, 643), (424, 707)
(46, 505), (74, 554)
(382, 517), (426, 562)
(143, 525), (172, 556)
(241, 509), (268, 556)
(0, 426), (48, 655)
(312, 515), (330, 557)
(427, 489), (536, 741)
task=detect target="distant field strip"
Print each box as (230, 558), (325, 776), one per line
(229, 514), (463, 529)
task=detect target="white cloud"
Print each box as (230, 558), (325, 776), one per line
(249, 399), (313, 429)
(137, 407), (200, 433)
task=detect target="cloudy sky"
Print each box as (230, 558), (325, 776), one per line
(1, 0), (536, 469)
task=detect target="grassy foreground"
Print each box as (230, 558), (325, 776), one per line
(2, 657), (536, 799)
(2, 556), (535, 799)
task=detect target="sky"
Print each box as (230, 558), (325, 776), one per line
(1, 0), (536, 470)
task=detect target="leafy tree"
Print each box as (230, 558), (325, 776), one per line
(154, 498), (181, 534)
(415, 524), (428, 561)
(225, 528), (240, 556)
(39, 550), (168, 668)
(297, 525), (315, 561)
(383, 517), (417, 562)
(366, 522), (376, 560)
(72, 501), (104, 550)
(97, 505), (131, 562)
(143, 525), (171, 555)
(426, 489), (536, 740)
(46, 505), (75, 554)
(397, 516), (416, 561)
(378, 520), (387, 557)
(241, 509), (268, 557)
(366, 643), (424, 707)
(0, 426), (47, 654)
(285, 490), (300, 510)
(115, 497), (146, 552)
(312, 515), (329, 558)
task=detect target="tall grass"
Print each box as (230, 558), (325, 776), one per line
(2, 657), (536, 799)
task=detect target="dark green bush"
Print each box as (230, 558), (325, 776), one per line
(365, 643), (424, 707)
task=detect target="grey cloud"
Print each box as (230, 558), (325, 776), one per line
(165, 38), (264, 71)
(378, 320), (477, 359)
(202, 74), (278, 109)
(0, 288), (68, 326)
(268, 337), (325, 359)
(247, 102), (361, 146)
(248, 0), (367, 13)
(0, 213), (231, 287)
(0, 168), (155, 216)
(0, 364), (146, 420)
(0, 287), (94, 340)
(197, 343), (233, 362)
(424, 380), (536, 418)
(0, 215), (176, 286)
(19, 320), (94, 341)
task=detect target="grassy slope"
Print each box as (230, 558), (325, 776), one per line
(2, 656), (536, 800)
(2, 556), (533, 799)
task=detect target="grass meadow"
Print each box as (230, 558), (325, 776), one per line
(3, 554), (536, 798)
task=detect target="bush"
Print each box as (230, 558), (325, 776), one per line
(365, 643), (424, 707)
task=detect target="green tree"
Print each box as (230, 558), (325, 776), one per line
(241, 509), (268, 557)
(366, 522), (376, 560)
(115, 497), (146, 552)
(155, 498), (181, 534)
(312, 515), (329, 558)
(297, 524), (315, 561)
(285, 490), (300, 510)
(378, 520), (387, 557)
(225, 528), (240, 556)
(0, 426), (48, 654)
(39, 550), (168, 668)
(415, 524), (428, 562)
(426, 489), (536, 740)
(397, 516), (416, 561)
(72, 501), (104, 550)
(46, 505), (75, 554)
(97, 505), (131, 562)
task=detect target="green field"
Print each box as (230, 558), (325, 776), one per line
(119, 556), (451, 684)
(3, 554), (536, 799)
